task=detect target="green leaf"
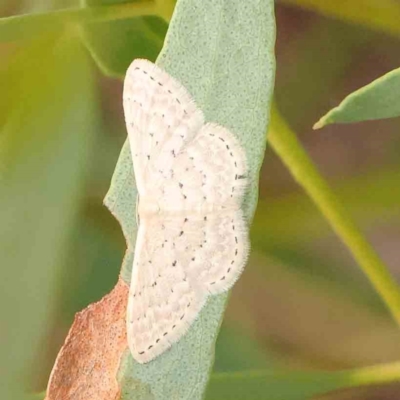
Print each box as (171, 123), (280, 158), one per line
(314, 67), (400, 128)
(81, 0), (168, 77)
(0, 3), (159, 44)
(270, 108), (400, 327)
(206, 361), (400, 400)
(0, 34), (97, 399)
(104, 0), (276, 398)
(0, 11), (63, 42)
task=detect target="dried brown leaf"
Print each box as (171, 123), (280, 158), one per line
(46, 278), (129, 400)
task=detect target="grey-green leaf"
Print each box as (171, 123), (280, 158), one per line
(314, 66), (400, 129)
(104, 0), (276, 398)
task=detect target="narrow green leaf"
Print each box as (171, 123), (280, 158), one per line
(314, 67), (400, 128)
(206, 361), (400, 400)
(0, 2), (157, 43)
(104, 0), (276, 398)
(81, 0), (167, 78)
(270, 107), (400, 327)
(0, 34), (97, 399)
(82, 15), (167, 78)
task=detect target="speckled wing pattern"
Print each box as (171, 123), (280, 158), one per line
(123, 59), (249, 364)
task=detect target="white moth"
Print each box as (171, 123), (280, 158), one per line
(123, 59), (249, 364)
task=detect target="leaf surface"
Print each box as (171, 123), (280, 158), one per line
(103, 0), (276, 398)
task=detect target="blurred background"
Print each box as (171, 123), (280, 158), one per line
(1, 0), (400, 399)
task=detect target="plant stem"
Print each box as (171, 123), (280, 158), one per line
(268, 105), (400, 326)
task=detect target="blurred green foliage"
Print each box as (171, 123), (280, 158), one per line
(2, 0), (400, 399)
(0, 31), (99, 399)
